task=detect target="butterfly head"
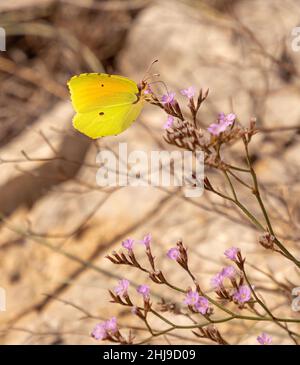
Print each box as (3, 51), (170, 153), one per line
(136, 80), (154, 103)
(139, 79), (150, 92)
(137, 59), (160, 100)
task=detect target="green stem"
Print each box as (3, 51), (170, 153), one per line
(242, 267), (299, 343)
(243, 141), (300, 267)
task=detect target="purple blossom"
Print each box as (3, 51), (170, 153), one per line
(122, 238), (134, 251)
(224, 247), (240, 262)
(163, 115), (174, 129)
(184, 291), (210, 315)
(207, 122), (228, 136)
(114, 279), (130, 297)
(137, 284), (150, 299)
(180, 86), (196, 99)
(91, 322), (107, 340)
(161, 92), (176, 105)
(184, 290), (200, 306)
(233, 285), (251, 304)
(207, 113), (236, 136)
(142, 233), (152, 248)
(257, 332), (272, 345)
(144, 85), (153, 95)
(219, 112), (236, 123)
(91, 317), (118, 341)
(194, 296), (210, 315)
(105, 317), (118, 333)
(221, 266), (236, 279)
(211, 266), (237, 289)
(167, 247), (180, 260)
(210, 272), (224, 289)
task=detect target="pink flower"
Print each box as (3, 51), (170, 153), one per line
(257, 332), (272, 345)
(144, 85), (153, 95)
(208, 113), (236, 136)
(137, 284), (150, 299)
(142, 233), (152, 248)
(91, 322), (107, 340)
(211, 266), (237, 289)
(167, 247), (180, 260)
(180, 86), (196, 99)
(184, 290), (200, 306)
(91, 317), (118, 341)
(163, 115), (174, 129)
(161, 92), (176, 105)
(184, 291), (211, 314)
(114, 279), (130, 297)
(224, 247), (240, 261)
(211, 272), (224, 289)
(122, 238), (134, 251)
(233, 285), (251, 304)
(194, 296), (210, 315)
(219, 112), (236, 123)
(207, 123), (228, 136)
(105, 317), (118, 333)
(221, 266), (236, 279)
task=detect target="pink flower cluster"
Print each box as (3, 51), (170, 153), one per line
(161, 92), (176, 105)
(122, 238), (134, 251)
(233, 285), (251, 304)
(184, 290), (210, 315)
(224, 247), (240, 261)
(114, 279), (130, 297)
(164, 115), (174, 129)
(208, 112), (236, 136)
(257, 332), (272, 345)
(180, 86), (195, 99)
(102, 236), (268, 344)
(162, 86), (196, 129)
(114, 279), (150, 300)
(137, 284), (150, 299)
(121, 233), (152, 251)
(91, 317), (118, 340)
(211, 265), (237, 289)
(167, 246), (180, 260)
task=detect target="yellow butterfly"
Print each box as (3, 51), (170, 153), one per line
(67, 73), (148, 139)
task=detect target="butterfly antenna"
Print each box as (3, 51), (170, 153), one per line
(143, 73), (160, 82)
(148, 80), (169, 95)
(143, 59), (159, 81)
(146, 59), (158, 75)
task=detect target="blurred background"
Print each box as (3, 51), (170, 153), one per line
(0, 0), (299, 344)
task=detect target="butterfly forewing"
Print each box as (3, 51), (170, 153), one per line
(68, 73), (139, 113)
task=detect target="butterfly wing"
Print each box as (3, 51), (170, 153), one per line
(68, 73), (144, 138)
(72, 101), (144, 138)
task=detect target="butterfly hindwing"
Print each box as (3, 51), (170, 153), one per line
(72, 101), (144, 139)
